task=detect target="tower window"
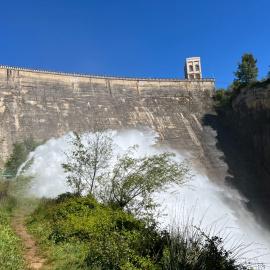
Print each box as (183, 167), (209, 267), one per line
(195, 65), (199, 71)
(189, 65), (193, 72)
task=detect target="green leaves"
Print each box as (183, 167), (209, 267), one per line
(62, 130), (191, 216)
(213, 88), (233, 112)
(0, 203), (24, 269)
(28, 196), (163, 269)
(5, 136), (43, 175)
(62, 130), (114, 196)
(101, 148), (190, 214)
(233, 53), (258, 85)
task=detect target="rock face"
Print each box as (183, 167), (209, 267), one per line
(0, 66), (223, 179)
(233, 81), (270, 178)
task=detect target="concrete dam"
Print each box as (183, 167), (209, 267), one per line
(0, 65), (218, 173)
(1, 65), (269, 229)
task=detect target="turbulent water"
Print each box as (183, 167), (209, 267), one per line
(22, 128), (270, 267)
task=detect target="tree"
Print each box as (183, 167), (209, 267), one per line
(62, 130), (191, 214)
(62, 130), (114, 196)
(267, 65), (270, 79)
(5, 135), (43, 175)
(233, 53), (258, 84)
(99, 145), (190, 213)
(5, 142), (27, 175)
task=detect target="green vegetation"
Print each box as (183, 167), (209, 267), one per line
(0, 136), (43, 269)
(0, 130), (266, 269)
(233, 53), (258, 86)
(5, 135), (44, 175)
(62, 131), (190, 218)
(0, 198), (24, 270)
(62, 130), (115, 196)
(27, 195), (163, 269)
(213, 88), (233, 112)
(213, 53), (270, 126)
(1, 135), (41, 201)
(25, 194), (264, 269)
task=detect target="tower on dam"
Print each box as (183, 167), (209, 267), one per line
(184, 57), (202, 80)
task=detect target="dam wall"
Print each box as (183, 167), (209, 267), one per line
(0, 65), (221, 178)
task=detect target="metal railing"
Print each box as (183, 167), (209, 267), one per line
(0, 65), (215, 82)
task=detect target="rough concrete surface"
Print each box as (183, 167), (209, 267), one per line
(0, 66), (222, 180)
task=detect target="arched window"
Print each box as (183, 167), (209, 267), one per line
(189, 65), (193, 72)
(195, 65), (199, 71)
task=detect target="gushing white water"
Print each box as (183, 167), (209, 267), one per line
(23, 128), (270, 266)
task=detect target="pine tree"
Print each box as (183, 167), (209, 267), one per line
(233, 53), (258, 84)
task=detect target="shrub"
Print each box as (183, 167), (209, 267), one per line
(28, 196), (265, 269)
(213, 88), (232, 112)
(28, 196), (165, 269)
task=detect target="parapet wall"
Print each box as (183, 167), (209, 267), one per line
(0, 65), (214, 82)
(0, 65), (218, 177)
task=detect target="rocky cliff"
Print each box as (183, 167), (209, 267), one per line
(233, 80), (270, 178)
(211, 80), (270, 227)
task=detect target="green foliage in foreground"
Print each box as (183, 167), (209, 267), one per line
(27, 194), (261, 270)
(27, 195), (163, 269)
(0, 136), (41, 270)
(0, 198), (24, 270)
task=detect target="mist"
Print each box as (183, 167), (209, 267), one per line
(22, 128), (270, 266)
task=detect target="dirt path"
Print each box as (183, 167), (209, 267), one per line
(11, 211), (46, 269)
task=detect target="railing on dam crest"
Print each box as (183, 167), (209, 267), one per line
(0, 65), (215, 82)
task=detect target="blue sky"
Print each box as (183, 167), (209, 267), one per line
(0, 0), (269, 89)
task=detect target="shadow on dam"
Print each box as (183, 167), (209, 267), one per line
(202, 113), (270, 230)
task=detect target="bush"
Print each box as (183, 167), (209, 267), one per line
(2, 196), (18, 213)
(28, 195), (265, 269)
(213, 88), (232, 112)
(28, 196), (165, 269)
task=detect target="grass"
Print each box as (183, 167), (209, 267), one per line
(0, 198), (25, 270)
(162, 203), (267, 270)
